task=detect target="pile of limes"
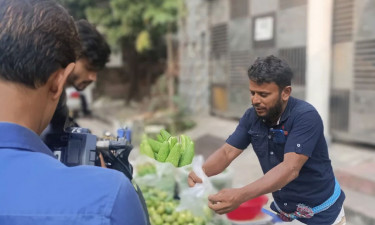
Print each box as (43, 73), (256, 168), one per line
(141, 186), (206, 225)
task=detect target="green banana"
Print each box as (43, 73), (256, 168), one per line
(178, 140), (195, 167)
(165, 143), (182, 167)
(147, 138), (162, 153)
(160, 129), (171, 141)
(140, 141), (155, 159)
(180, 135), (188, 154)
(168, 136), (178, 149)
(156, 141), (170, 162)
(156, 134), (164, 142)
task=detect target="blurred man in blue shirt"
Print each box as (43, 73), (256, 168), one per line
(0, 0), (147, 224)
(188, 56), (346, 224)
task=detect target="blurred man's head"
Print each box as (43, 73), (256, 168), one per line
(67, 20), (110, 91)
(0, 0), (80, 133)
(247, 55), (292, 123)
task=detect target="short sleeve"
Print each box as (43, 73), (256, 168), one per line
(110, 177), (147, 225)
(284, 110), (323, 157)
(226, 108), (252, 150)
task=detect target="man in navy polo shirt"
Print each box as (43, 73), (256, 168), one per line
(188, 55), (346, 224)
(0, 0), (147, 224)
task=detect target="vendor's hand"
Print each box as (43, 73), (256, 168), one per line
(208, 188), (243, 215)
(188, 171), (203, 187)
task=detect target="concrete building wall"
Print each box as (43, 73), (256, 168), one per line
(179, 0), (375, 145)
(179, 0), (210, 115)
(251, 0), (278, 15)
(277, 5), (307, 48)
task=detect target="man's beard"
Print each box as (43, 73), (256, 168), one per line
(67, 73), (78, 86)
(74, 81), (92, 91)
(67, 74), (91, 91)
(254, 98), (283, 123)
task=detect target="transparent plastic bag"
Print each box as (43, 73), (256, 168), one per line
(175, 164), (192, 195)
(209, 166), (234, 191)
(176, 155), (217, 218)
(133, 155), (176, 194)
(132, 155), (157, 177)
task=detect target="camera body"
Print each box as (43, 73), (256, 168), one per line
(44, 127), (134, 180)
(44, 126), (150, 224)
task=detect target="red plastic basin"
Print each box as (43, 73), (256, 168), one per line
(226, 195), (268, 221)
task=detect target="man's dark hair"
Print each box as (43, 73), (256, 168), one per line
(76, 20), (111, 71)
(0, 0), (81, 89)
(248, 55), (293, 90)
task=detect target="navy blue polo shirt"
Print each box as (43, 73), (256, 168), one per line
(0, 122), (147, 225)
(227, 97), (345, 224)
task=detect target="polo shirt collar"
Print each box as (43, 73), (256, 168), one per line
(0, 122), (55, 158)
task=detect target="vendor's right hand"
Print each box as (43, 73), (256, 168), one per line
(188, 171), (203, 187)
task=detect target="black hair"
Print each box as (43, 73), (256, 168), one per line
(76, 20), (110, 71)
(247, 55), (293, 90)
(0, 0), (81, 89)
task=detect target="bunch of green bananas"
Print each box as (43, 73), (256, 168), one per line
(140, 129), (195, 167)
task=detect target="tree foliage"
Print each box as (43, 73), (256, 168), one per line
(84, 0), (182, 53)
(58, 0), (183, 53)
(58, 0), (184, 102)
(58, 0), (92, 20)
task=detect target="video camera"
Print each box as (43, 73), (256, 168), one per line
(44, 127), (134, 180)
(44, 126), (151, 225)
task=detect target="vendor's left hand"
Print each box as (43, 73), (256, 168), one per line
(208, 188), (243, 214)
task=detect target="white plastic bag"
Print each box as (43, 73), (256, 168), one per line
(133, 155), (176, 194)
(176, 155), (216, 218)
(175, 164), (192, 194)
(209, 167), (234, 191)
